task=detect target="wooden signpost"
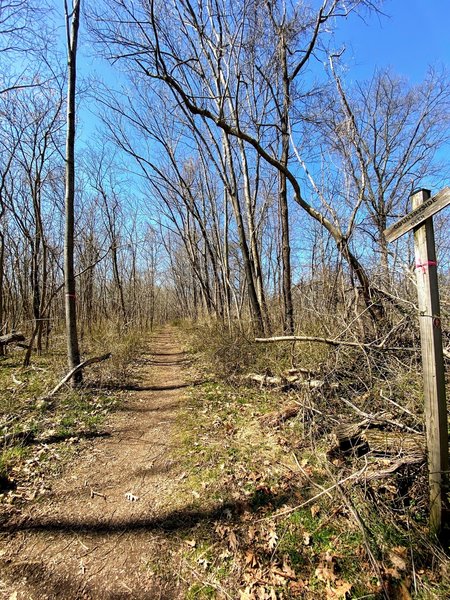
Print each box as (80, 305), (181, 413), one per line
(384, 188), (450, 536)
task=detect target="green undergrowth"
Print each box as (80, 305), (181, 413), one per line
(0, 325), (147, 503)
(173, 380), (376, 598)
(171, 324), (450, 599)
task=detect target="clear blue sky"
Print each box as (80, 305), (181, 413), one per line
(43, 1), (450, 88)
(40, 0), (449, 146)
(72, 1), (450, 117)
(336, 0), (450, 82)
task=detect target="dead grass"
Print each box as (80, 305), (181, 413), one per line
(2, 322), (450, 598)
(174, 322), (450, 599)
(0, 324), (147, 504)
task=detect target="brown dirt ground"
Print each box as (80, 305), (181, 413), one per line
(0, 327), (194, 599)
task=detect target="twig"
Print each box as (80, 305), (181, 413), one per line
(379, 389), (419, 420)
(180, 557), (233, 600)
(335, 482), (389, 600)
(90, 489), (107, 500)
(258, 465), (368, 521)
(340, 396), (420, 434)
(292, 452), (333, 499)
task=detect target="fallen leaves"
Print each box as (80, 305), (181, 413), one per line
(239, 584), (277, 600)
(177, 379), (426, 600)
(245, 550), (258, 568)
(315, 552), (353, 599)
(388, 546), (408, 576)
(124, 491), (139, 502)
(266, 525), (278, 551)
(215, 522), (239, 552)
(326, 580), (353, 599)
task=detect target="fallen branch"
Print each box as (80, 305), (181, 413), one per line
(246, 372), (324, 390)
(90, 488), (107, 500)
(260, 465), (368, 521)
(255, 335), (417, 352)
(340, 396), (420, 434)
(43, 353), (112, 399)
(364, 456), (425, 480)
(247, 373), (284, 386)
(0, 332), (26, 347)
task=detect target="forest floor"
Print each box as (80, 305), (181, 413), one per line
(0, 326), (193, 599)
(0, 326), (448, 599)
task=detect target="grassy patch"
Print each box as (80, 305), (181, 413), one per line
(172, 378), (384, 598)
(0, 326), (146, 502)
(170, 324), (450, 599)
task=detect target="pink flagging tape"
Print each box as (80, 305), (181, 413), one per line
(415, 260), (437, 273)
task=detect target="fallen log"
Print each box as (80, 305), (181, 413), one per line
(246, 373), (324, 390)
(364, 456), (425, 481)
(329, 421), (425, 462)
(42, 352), (112, 399)
(0, 332), (26, 347)
(247, 373), (284, 386)
(287, 367), (319, 377)
(365, 429), (425, 458)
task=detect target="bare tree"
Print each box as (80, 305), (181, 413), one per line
(64, 0), (82, 384)
(324, 65), (450, 288)
(92, 0), (386, 330)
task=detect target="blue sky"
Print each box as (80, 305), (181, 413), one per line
(70, 1), (450, 121)
(336, 0), (450, 82)
(40, 1), (450, 98)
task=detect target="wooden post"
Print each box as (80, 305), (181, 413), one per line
(411, 188), (449, 536)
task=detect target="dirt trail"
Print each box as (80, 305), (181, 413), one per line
(0, 327), (192, 599)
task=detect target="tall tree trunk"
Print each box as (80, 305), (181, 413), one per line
(64, 0), (82, 385)
(222, 189), (232, 330)
(238, 138), (270, 332)
(279, 38), (294, 334)
(111, 243), (127, 324)
(222, 133), (264, 334)
(0, 230), (4, 356)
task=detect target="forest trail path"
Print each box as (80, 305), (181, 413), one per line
(0, 327), (193, 599)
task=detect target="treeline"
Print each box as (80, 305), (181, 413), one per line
(0, 75), (168, 349)
(92, 0), (450, 339)
(1, 0), (450, 364)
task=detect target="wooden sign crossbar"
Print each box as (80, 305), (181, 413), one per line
(384, 186), (450, 243)
(384, 188), (449, 537)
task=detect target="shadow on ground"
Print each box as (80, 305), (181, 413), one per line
(2, 486), (298, 537)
